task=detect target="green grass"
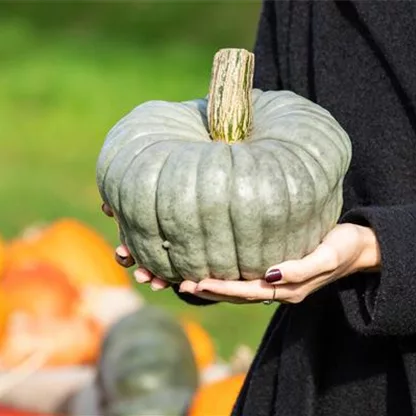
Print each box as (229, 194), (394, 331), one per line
(0, 3), (275, 360)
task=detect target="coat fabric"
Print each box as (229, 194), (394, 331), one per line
(175, 1), (416, 415)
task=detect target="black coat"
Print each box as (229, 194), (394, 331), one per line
(175, 1), (416, 415)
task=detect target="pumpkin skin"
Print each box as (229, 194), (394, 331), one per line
(97, 306), (199, 416)
(187, 373), (246, 416)
(4, 219), (130, 288)
(0, 290), (12, 345)
(180, 319), (216, 372)
(97, 88), (351, 283)
(0, 262), (102, 367)
(0, 312), (102, 368)
(1, 262), (80, 318)
(103, 390), (194, 416)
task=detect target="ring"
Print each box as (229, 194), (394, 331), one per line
(263, 286), (277, 305)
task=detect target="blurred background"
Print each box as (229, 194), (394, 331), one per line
(0, 1), (277, 414)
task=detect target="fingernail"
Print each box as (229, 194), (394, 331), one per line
(101, 203), (114, 217)
(265, 268), (282, 283)
(115, 253), (134, 267)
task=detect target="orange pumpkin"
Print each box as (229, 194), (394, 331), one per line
(1, 262), (80, 318)
(4, 219), (130, 288)
(187, 373), (246, 416)
(0, 262), (103, 368)
(0, 312), (102, 368)
(180, 319), (216, 371)
(0, 290), (12, 345)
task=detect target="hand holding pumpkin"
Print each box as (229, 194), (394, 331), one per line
(104, 194), (381, 304)
(99, 50), (383, 303)
(178, 223), (381, 304)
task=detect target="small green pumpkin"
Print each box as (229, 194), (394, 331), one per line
(96, 49), (352, 283)
(96, 306), (199, 416)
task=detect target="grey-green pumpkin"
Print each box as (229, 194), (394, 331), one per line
(96, 49), (352, 283)
(96, 306), (199, 416)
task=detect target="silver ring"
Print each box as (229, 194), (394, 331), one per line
(263, 286), (276, 305)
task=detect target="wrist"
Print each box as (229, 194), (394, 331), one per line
(356, 225), (381, 272)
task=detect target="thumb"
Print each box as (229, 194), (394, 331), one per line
(265, 243), (338, 284)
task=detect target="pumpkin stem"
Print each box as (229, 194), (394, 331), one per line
(207, 48), (254, 144)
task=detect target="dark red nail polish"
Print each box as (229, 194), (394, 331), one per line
(115, 253), (135, 267)
(265, 269), (282, 283)
(101, 203), (114, 217)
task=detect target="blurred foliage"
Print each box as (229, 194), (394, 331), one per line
(0, 1), (261, 47)
(0, 0), (275, 359)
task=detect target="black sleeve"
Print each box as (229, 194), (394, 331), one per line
(171, 0), (280, 307)
(338, 204), (416, 337)
(253, 0), (280, 91)
(171, 284), (218, 306)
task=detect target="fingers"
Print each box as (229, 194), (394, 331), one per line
(265, 243), (339, 285)
(179, 280), (197, 293)
(115, 245), (135, 268)
(193, 291), (251, 304)
(191, 278), (306, 304)
(179, 281), (252, 304)
(194, 278), (274, 302)
(102, 202), (170, 292)
(134, 268), (153, 283)
(115, 245), (130, 257)
(134, 268), (171, 291)
(150, 277), (171, 291)
(189, 277), (331, 305)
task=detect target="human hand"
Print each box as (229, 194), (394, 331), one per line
(179, 223), (381, 304)
(101, 203), (170, 291)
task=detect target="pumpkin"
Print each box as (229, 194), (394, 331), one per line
(1, 262), (80, 318)
(97, 306), (199, 416)
(96, 48), (351, 283)
(180, 319), (216, 372)
(0, 263), (102, 368)
(0, 290), (12, 345)
(4, 219), (130, 288)
(187, 373), (246, 416)
(0, 313), (102, 368)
